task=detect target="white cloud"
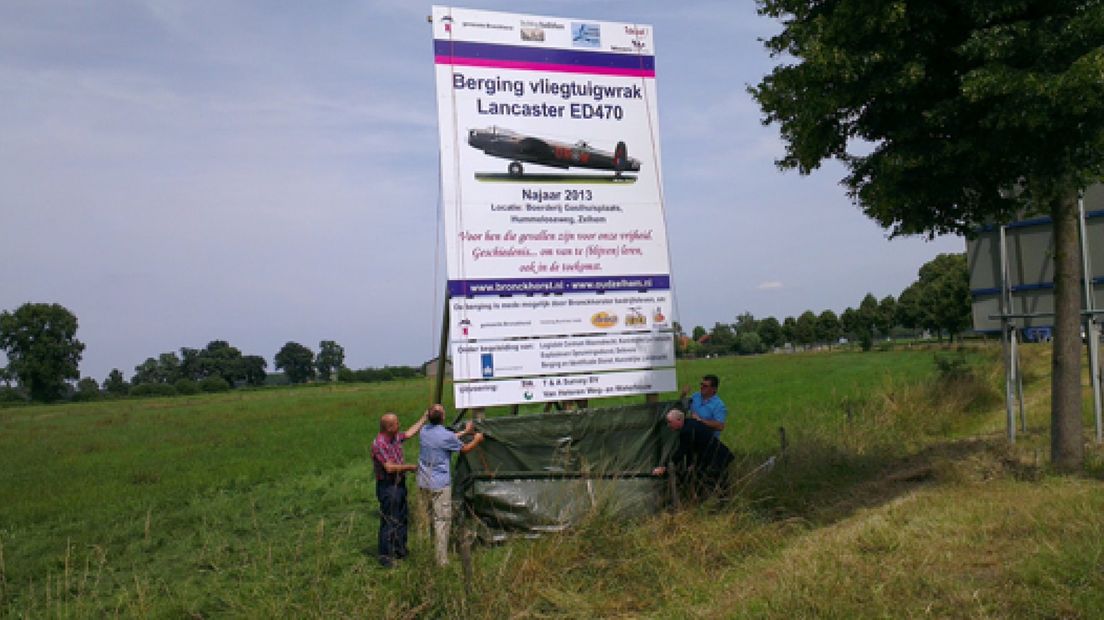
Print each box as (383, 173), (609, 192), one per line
(757, 281), (784, 290)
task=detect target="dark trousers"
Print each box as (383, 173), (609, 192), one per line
(376, 480), (408, 564)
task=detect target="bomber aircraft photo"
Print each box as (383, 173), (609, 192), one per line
(467, 126), (641, 182)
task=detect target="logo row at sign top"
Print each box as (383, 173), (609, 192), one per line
(433, 6), (654, 55)
(452, 292), (672, 341)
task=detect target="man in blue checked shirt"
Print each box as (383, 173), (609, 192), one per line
(680, 374), (727, 438)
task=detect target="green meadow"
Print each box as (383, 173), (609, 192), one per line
(2, 346), (1103, 617)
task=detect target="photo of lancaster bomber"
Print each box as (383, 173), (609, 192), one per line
(467, 126), (641, 182)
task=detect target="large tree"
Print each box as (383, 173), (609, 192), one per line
(0, 303), (85, 402)
(316, 340), (345, 382)
(816, 310), (842, 348)
(795, 311), (818, 348)
(241, 355), (268, 387)
(758, 316), (784, 349)
(917, 254), (972, 341)
(199, 340), (244, 386)
(275, 342), (315, 384)
(752, 0), (1104, 469)
(857, 294), (880, 349)
(876, 295), (898, 339)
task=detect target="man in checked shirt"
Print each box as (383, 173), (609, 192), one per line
(371, 409), (427, 568)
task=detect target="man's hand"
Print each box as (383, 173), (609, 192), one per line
(459, 431), (485, 454)
(652, 466), (667, 476)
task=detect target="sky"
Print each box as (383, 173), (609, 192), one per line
(0, 1), (964, 381)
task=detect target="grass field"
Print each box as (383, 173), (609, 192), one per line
(1, 345), (1103, 617)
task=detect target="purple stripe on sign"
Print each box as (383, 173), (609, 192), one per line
(436, 56), (653, 77)
(448, 275), (671, 297)
(434, 40), (655, 76)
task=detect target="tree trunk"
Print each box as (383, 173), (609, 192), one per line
(1050, 191), (1085, 472)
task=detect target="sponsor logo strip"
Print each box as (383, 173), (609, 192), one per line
(434, 41), (655, 77)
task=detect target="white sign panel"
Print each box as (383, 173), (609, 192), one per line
(451, 333), (675, 381)
(433, 6), (674, 407)
(454, 368), (677, 410)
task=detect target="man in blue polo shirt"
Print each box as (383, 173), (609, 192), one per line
(417, 404), (484, 567)
(681, 374), (727, 438)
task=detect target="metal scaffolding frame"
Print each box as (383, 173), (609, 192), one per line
(990, 192), (1104, 444)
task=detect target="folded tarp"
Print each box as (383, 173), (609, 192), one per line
(453, 401), (680, 541)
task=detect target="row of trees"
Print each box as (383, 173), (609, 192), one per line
(678, 253), (970, 357)
(0, 304), (422, 403)
(114, 339), (352, 394)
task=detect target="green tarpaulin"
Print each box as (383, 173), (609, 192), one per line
(453, 401), (680, 541)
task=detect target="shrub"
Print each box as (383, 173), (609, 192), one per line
(199, 376), (231, 393)
(129, 383), (178, 397)
(174, 378), (199, 395)
(934, 351), (973, 382)
(72, 377), (101, 402)
(0, 386), (27, 405)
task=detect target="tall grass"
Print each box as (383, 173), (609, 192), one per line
(2, 346), (1102, 617)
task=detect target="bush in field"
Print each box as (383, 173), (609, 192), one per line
(130, 383), (178, 397)
(199, 376), (230, 393)
(0, 386), (27, 405)
(174, 378), (199, 395)
(337, 365), (422, 383)
(102, 368), (129, 397)
(934, 351), (973, 382)
(72, 377), (101, 402)
(736, 332), (763, 355)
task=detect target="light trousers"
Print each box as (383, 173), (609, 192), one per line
(419, 486), (452, 566)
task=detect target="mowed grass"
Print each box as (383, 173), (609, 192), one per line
(1, 346), (1102, 617)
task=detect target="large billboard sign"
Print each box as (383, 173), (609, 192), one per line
(432, 6), (676, 408)
(967, 184), (1104, 335)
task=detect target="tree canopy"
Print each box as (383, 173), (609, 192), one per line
(316, 340), (345, 382)
(275, 342), (315, 384)
(751, 0), (1104, 235)
(0, 303), (85, 402)
(752, 0), (1104, 469)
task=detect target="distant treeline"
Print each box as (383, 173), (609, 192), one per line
(336, 366), (421, 383)
(677, 253), (970, 358)
(0, 327), (423, 405)
(0, 253), (969, 405)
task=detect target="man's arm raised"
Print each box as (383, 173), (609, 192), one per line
(404, 409), (429, 438)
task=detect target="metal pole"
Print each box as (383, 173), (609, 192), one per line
(1013, 329), (1026, 432)
(999, 224), (1016, 444)
(1078, 192), (1103, 444)
(434, 289), (451, 405)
